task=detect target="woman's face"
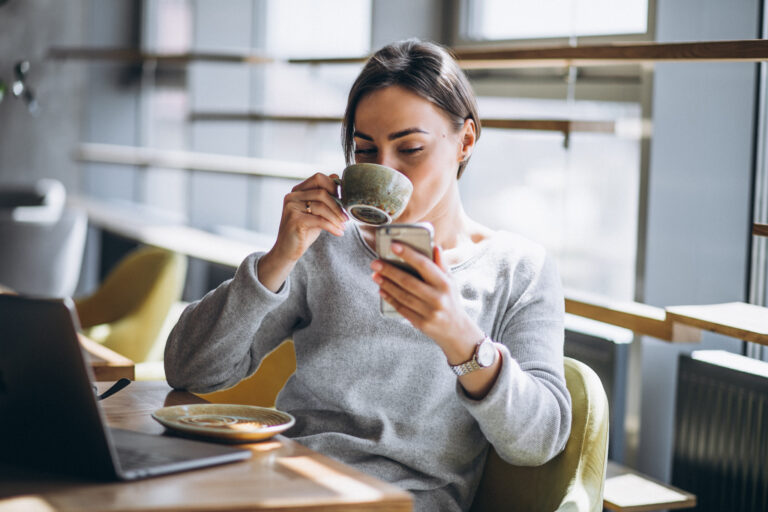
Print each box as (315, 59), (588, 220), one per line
(353, 85), (474, 224)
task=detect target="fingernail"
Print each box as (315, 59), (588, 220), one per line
(370, 260), (382, 271)
(372, 273), (382, 284)
(391, 243), (403, 254)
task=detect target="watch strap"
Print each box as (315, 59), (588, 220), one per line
(450, 357), (482, 377)
(449, 336), (492, 377)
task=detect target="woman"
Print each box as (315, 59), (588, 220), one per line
(165, 39), (571, 512)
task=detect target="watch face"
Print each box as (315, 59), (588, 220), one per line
(476, 340), (496, 367)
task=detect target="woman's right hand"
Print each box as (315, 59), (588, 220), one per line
(257, 173), (348, 292)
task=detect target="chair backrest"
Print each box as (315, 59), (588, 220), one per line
(469, 357), (609, 512)
(0, 178), (66, 223)
(199, 340), (296, 407)
(0, 206), (86, 297)
(75, 246), (187, 363)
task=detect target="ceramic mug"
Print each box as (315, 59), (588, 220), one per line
(334, 163), (413, 225)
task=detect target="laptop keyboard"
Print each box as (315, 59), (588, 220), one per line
(116, 446), (186, 470)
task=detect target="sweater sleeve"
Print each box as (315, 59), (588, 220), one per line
(456, 253), (572, 466)
(164, 252), (306, 393)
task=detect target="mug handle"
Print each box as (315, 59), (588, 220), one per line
(332, 177), (344, 209)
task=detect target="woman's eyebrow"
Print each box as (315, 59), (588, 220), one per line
(388, 128), (428, 140)
(353, 128), (429, 141)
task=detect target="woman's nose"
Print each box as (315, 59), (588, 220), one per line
(375, 152), (395, 168)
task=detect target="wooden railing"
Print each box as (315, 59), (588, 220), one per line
(71, 195), (768, 347)
(188, 112), (617, 147)
(49, 39), (768, 70)
(290, 39), (768, 68)
(75, 143), (318, 181)
(189, 112), (616, 133)
(48, 47), (274, 65)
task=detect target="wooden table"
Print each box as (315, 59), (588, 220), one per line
(666, 302), (768, 346)
(603, 461), (696, 512)
(0, 381), (413, 512)
(80, 334), (136, 380)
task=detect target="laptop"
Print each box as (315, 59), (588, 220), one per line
(0, 294), (251, 480)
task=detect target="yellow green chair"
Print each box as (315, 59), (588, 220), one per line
(75, 246), (187, 365)
(469, 357), (609, 512)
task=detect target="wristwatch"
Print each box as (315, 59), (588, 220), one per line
(449, 336), (497, 376)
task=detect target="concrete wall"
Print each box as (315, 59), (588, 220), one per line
(80, 0), (143, 203)
(371, 0), (446, 48)
(0, 0), (86, 192)
(638, 0), (760, 481)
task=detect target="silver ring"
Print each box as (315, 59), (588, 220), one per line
(305, 201), (312, 214)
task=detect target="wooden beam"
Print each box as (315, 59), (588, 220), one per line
(48, 47), (273, 64)
(79, 334), (135, 381)
(71, 198), (767, 348)
(604, 461), (696, 511)
(451, 39), (768, 68)
(69, 196), (269, 269)
(665, 302), (768, 346)
(753, 222), (768, 237)
(188, 112), (616, 136)
(75, 143), (319, 181)
(189, 112), (343, 124)
(564, 290), (701, 342)
(290, 40), (768, 69)
(482, 118), (616, 134)
(52, 40), (768, 70)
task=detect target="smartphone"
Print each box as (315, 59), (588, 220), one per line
(375, 222), (434, 318)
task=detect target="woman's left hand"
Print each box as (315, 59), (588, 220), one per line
(370, 242), (485, 365)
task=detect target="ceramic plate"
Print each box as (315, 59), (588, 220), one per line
(152, 404), (295, 443)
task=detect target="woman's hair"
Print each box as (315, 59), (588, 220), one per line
(342, 39), (481, 179)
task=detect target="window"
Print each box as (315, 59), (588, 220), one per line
(461, 97), (641, 300)
(464, 0), (649, 41)
(135, 0), (372, 234)
(455, 0), (650, 301)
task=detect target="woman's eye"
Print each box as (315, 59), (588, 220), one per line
(354, 148), (377, 155)
(401, 147), (424, 154)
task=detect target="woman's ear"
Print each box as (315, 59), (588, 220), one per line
(458, 118), (476, 162)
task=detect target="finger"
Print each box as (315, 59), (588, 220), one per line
(376, 272), (434, 317)
(372, 257), (436, 295)
(292, 172), (340, 196)
(390, 242), (449, 289)
(433, 245), (449, 273)
(287, 189), (347, 225)
(287, 206), (345, 237)
(379, 288), (425, 327)
(293, 196), (346, 230)
(289, 202), (346, 236)
(372, 259), (442, 313)
(301, 187), (348, 222)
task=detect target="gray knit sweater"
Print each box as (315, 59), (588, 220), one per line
(165, 225), (571, 512)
